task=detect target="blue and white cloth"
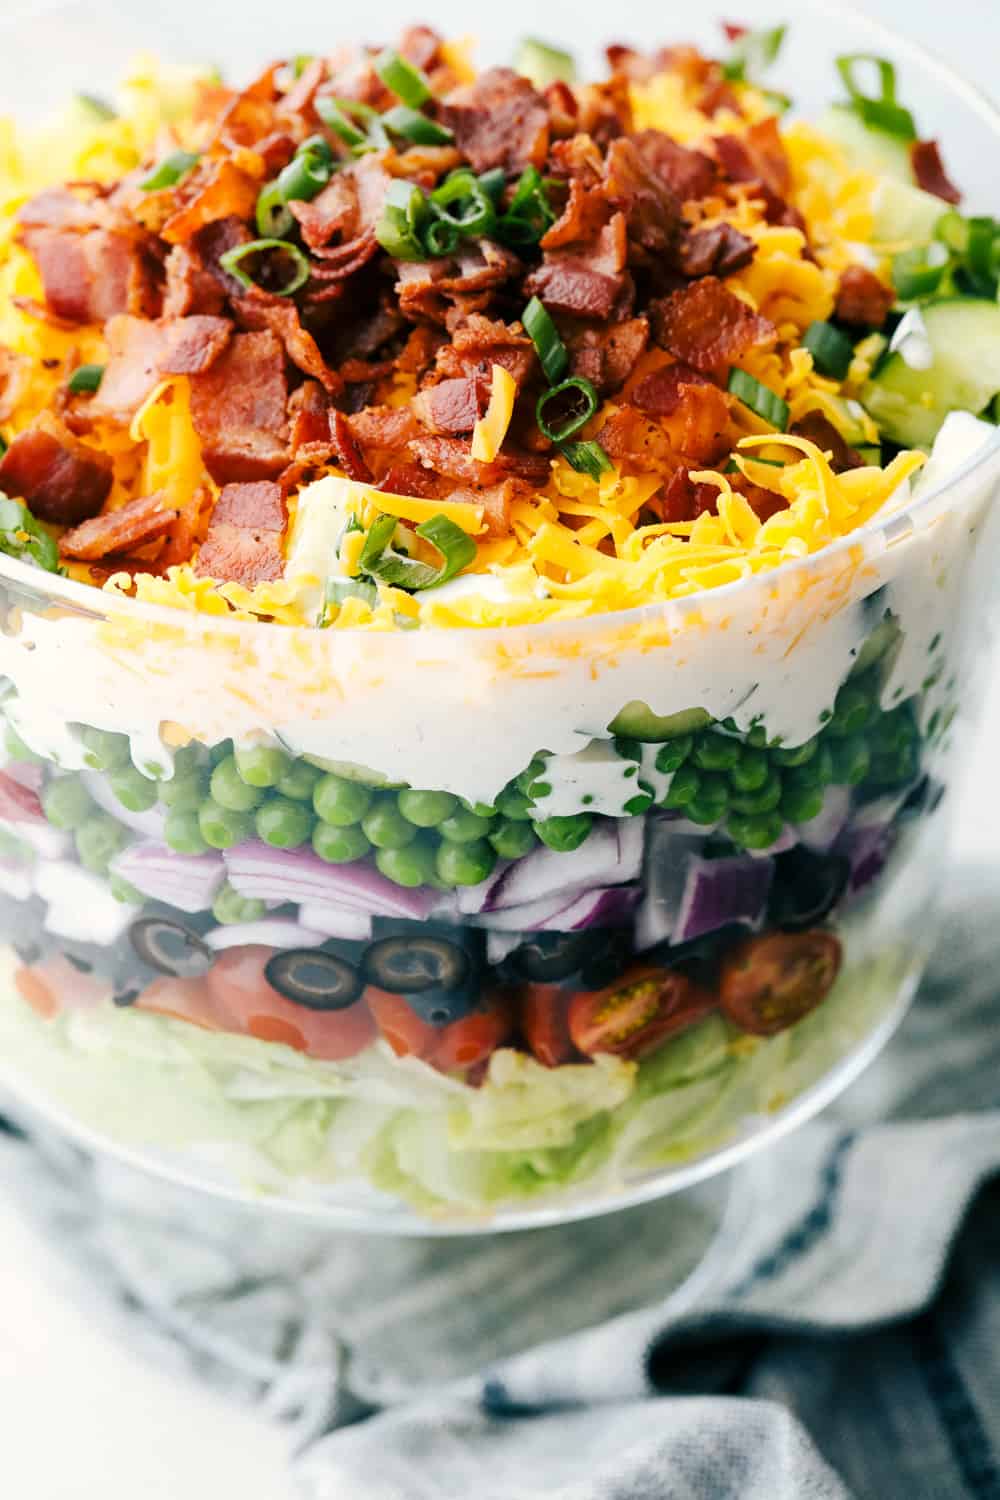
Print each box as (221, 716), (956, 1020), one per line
(3, 861), (1000, 1500)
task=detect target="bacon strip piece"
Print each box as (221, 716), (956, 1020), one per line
(235, 296), (342, 393)
(434, 314), (537, 388)
(569, 317), (649, 395)
(631, 131), (719, 202)
(650, 276), (777, 378)
(834, 266), (894, 329)
(18, 219), (157, 326)
(194, 480), (287, 586)
(0, 415), (112, 525)
(332, 411), (373, 482)
(910, 140), (962, 205)
(58, 492), (178, 561)
(675, 223), (756, 278)
(188, 330), (289, 484)
(90, 314), (233, 420)
(409, 434), (550, 487)
(440, 68), (549, 174)
(160, 159), (259, 245)
(522, 215), (629, 319)
(790, 412), (864, 472)
(412, 375), (488, 435)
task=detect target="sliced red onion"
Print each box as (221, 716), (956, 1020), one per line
(486, 931), (522, 965)
(796, 785), (851, 852)
(111, 841), (226, 913)
(453, 865), (510, 916)
(205, 920), (328, 953)
(297, 903), (373, 941)
(0, 773), (68, 858)
(2, 762), (44, 793)
(673, 853), (774, 946)
(485, 819), (643, 911)
(635, 820), (705, 950)
(836, 823), (895, 897)
(474, 883), (639, 933)
(82, 771), (167, 839)
(36, 860), (137, 944)
(223, 841), (439, 919)
(0, 862), (33, 901)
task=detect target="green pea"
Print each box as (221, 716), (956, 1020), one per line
(729, 769), (783, 815)
(361, 800), (418, 850)
(726, 810), (784, 851)
(209, 755), (263, 813)
(74, 814), (129, 875)
(375, 840), (438, 888)
(772, 737), (818, 768)
(276, 760), (323, 802)
(826, 681), (874, 739)
(159, 770), (207, 811)
(397, 788), (459, 828)
(515, 757), (546, 796)
(829, 737), (871, 787)
(730, 748), (770, 793)
(781, 781), (825, 824)
(109, 873), (143, 904)
(654, 735), (693, 774)
(624, 791), (654, 815)
(496, 785), (534, 821)
(784, 743), (834, 792)
(234, 743), (292, 789)
(164, 807), (210, 854)
(613, 736), (642, 764)
(41, 774), (93, 830)
(439, 807), (494, 844)
(660, 762), (700, 809)
(463, 797), (497, 817)
(79, 726), (131, 772)
(746, 725), (768, 748)
(199, 799), (254, 850)
(255, 797), (313, 849)
(534, 813), (593, 853)
(312, 821), (372, 864)
(435, 837), (497, 887)
(108, 765), (159, 814)
(489, 819), (538, 859)
(685, 773), (730, 825)
(869, 708), (914, 754)
(693, 731), (741, 772)
(4, 725), (41, 763)
(212, 881), (266, 924)
(313, 773), (374, 827)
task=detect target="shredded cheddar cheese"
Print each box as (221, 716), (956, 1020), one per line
(471, 365), (517, 463)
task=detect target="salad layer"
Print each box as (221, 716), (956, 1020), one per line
(0, 25), (997, 629)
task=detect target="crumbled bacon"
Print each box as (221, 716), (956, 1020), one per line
(0, 415), (113, 525)
(435, 314), (537, 388)
(18, 190), (158, 326)
(288, 380), (332, 452)
(0, 348), (29, 423)
(675, 222), (756, 278)
(651, 465), (725, 522)
(540, 179), (612, 251)
(290, 156), (391, 253)
(160, 159), (260, 245)
(188, 330), (289, 483)
(440, 68), (549, 174)
(90, 313), (232, 419)
(331, 410), (373, 482)
(523, 214), (628, 318)
(194, 479), (286, 585)
(603, 138), (682, 258)
(631, 131), (719, 203)
(834, 265), (894, 328)
(650, 276), (777, 377)
(631, 362), (731, 462)
(234, 294), (342, 392)
(413, 374), (489, 434)
(409, 434), (550, 487)
(910, 140), (962, 205)
(790, 411), (864, 472)
(163, 243), (228, 318)
(568, 317), (649, 395)
(58, 492), (178, 560)
(397, 242), (522, 323)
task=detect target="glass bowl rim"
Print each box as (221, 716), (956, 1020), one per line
(1, 0), (999, 647)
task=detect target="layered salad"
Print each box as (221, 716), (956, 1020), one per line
(0, 24), (996, 1218)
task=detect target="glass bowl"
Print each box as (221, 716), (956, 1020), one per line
(0, 0), (999, 1233)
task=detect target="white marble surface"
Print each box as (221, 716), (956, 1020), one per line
(1, 3), (999, 1496)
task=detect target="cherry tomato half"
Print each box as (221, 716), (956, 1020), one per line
(14, 956), (107, 1020)
(366, 986), (437, 1060)
(719, 929), (842, 1037)
(568, 965), (717, 1062)
(367, 986), (513, 1074)
(206, 945), (376, 1060)
(519, 984), (578, 1068)
(136, 974), (227, 1031)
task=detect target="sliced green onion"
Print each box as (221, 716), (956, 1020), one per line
(140, 149), (200, 192)
(727, 369), (790, 430)
(375, 179), (432, 261)
(853, 97), (916, 139)
(0, 435), (6, 458)
(67, 363), (105, 395)
(256, 180), (295, 238)
(965, 216), (1000, 294)
(722, 24), (786, 83)
(422, 218), (458, 256)
(0, 494), (60, 573)
(725, 455), (786, 473)
(560, 440), (612, 480)
(513, 38), (576, 89)
(891, 243), (949, 300)
(497, 166), (556, 246)
(522, 296), (568, 385)
(299, 133), (335, 166)
(358, 512), (476, 592)
(430, 170), (497, 236)
(374, 48), (433, 108)
(835, 53), (915, 141)
(802, 320), (854, 380)
(218, 238), (310, 297)
(536, 376), (599, 443)
(382, 105), (454, 146)
(316, 96), (388, 152)
(935, 210), (969, 254)
(277, 150), (332, 203)
(477, 168), (506, 204)
(74, 92), (116, 121)
(325, 578), (378, 620)
(854, 445), (882, 465)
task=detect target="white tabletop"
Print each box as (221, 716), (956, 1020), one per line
(1, 2), (998, 1496)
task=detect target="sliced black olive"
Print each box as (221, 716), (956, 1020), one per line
(363, 924), (478, 993)
(129, 916), (213, 978)
(264, 948), (363, 1011)
(769, 849), (850, 931)
(403, 985), (477, 1027)
(509, 930), (616, 984)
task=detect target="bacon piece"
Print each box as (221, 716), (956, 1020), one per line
(440, 68), (549, 174)
(631, 361), (712, 415)
(910, 140), (961, 205)
(17, 188), (105, 232)
(290, 155), (391, 254)
(790, 411), (864, 472)
(651, 466), (724, 522)
(0, 415), (112, 525)
(834, 265), (894, 328)
(58, 492), (178, 561)
(376, 463), (447, 499)
(448, 479), (528, 537)
(716, 117), (791, 199)
(234, 295), (342, 393)
(650, 276), (777, 377)
(632, 363), (731, 461)
(675, 222), (756, 278)
(160, 159), (259, 246)
(397, 242), (523, 324)
(288, 381), (332, 452)
(603, 138), (682, 257)
(18, 217), (157, 326)
(409, 435), (550, 487)
(90, 314), (232, 420)
(347, 404), (422, 452)
(156, 507), (198, 570)
(188, 330), (289, 484)
(398, 24), (443, 70)
(631, 131), (719, 202)
(278, 56), (326, 120)
(412, 375), (489, 435)
(0, 348), (29, 423)
(194, 480), (287, 586)
(436, 314), (537, 388)
(332, 410), (373, 482)
(163, 244), (228, 318)
(568, 317), (649, 395)
(540, 179), (611, 251)
(523, 214), (628, 319)
(548, 133), (606, 188)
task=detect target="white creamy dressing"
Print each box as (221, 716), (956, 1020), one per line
(0, 415), (996, 807)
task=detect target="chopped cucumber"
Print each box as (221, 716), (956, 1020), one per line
(302, 755), (405, 789)
(608, 703), (712, 743)
(821, 105), (913, 182)
(870, 177), (945, 248)
(860, 298), (1000, 448)
(514, 38), (575, 88)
